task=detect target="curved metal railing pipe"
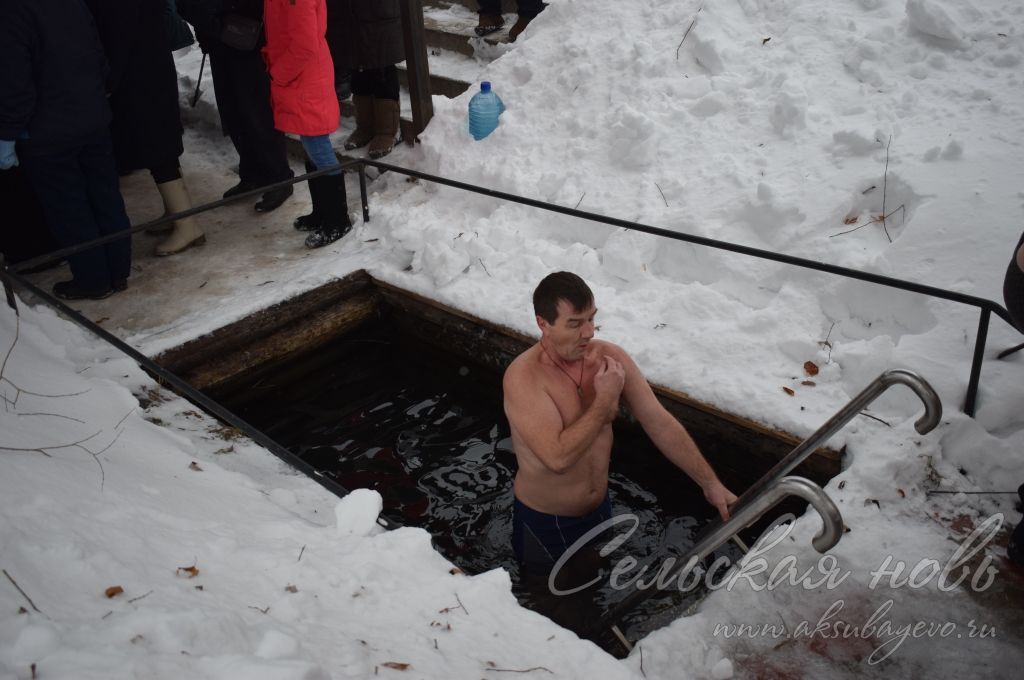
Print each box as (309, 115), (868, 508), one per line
(596, 476), (844, 641)
(730, 369), (941, 518)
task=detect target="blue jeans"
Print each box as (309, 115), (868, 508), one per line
(300, 135), (340, 175)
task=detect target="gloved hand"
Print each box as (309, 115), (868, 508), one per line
(0, 139), (18, 170)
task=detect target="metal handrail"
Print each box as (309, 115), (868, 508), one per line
(2, 158), (1011, 414)
(6, 159), (368, 275)
(594, 370), (937, 640)
(0, 266), (397, 530)
(595, 475), (844, 642)
(358, 158), (1013, 417)
(731, 369), (942, 517)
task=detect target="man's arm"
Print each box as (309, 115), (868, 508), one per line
(606, 343), (737, 520)
(503, 356), (623, 474)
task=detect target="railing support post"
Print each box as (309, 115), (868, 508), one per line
(964, 308), (991, 417)
(358, 162), (370, 223)
(399, 0), (433, 140)
(0, 255), (17, 314)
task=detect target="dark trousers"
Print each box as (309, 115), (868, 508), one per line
(0, 164), (57, 265)
(478, 0), (546, 18)
(21, 131), (132, 290)
(208, 44), (292, 188)
(149, 161), (182, 185)
(351, 66), (400, 101)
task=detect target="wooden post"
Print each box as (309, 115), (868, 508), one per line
(399, 0), (434, 141)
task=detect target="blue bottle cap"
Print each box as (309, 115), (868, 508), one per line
(481, 81), (491, 92)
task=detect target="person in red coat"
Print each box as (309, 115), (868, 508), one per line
(263, 0), (350, 248)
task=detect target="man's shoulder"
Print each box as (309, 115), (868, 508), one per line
(504, 344), (541, 381)
(590, 339), (630, 360)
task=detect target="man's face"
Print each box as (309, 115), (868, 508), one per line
(538, 299), (597, 361)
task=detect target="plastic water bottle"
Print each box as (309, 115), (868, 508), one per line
(468, 81), (505, 141)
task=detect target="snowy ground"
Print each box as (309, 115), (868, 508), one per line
(4, 0), (1024, 678)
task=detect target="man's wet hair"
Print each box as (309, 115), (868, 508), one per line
(533, 272), (594, 324)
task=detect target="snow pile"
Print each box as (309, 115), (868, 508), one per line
(5, 0), (1024, 677)
(0, 305), (637, 679)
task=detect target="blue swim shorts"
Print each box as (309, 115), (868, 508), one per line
(512, 493), (613, 573)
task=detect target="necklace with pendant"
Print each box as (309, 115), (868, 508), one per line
(540, 342), (585, 397)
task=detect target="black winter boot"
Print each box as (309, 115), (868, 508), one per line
(304, 173), (352, 249)
(475, 14), (504, 36)
(294, 161), (324, 231)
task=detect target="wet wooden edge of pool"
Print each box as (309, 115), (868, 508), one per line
(153, 269), (842, 489)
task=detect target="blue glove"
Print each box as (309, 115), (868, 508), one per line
(0, 140), (17, 170)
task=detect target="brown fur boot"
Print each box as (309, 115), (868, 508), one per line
(344, 95), (375, 151)
(368, 98), (400, 159)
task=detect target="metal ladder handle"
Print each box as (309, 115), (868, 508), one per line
(680, 476), (844, 573)
(595, 476), (843, 637)
(732, 369), (941, 517)
(756, 476), (844, 552)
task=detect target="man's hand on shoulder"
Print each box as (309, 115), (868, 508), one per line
(703, 480), (738, 522)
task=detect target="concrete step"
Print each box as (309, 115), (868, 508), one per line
(422, 3), (514, 58)
(424, 0), (518, 15)
(397, 63), (470, 99)
(413, 3), (515, 98)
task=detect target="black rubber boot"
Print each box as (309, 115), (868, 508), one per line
(294, 161), (324, 232)
(304, 173), (352, 249)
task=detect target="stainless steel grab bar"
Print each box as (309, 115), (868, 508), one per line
(596, 370), (940, 645)
(731, 369), (941, 517)
(595, 476), (843, 642)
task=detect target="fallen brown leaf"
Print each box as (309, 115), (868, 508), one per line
(105, 586), (124, 598)
(804, 361), (819, 376)
(843, 216), (858, 225)
(782, 386), (795, 396)
(176, 565), (199, 578)
(801, 380), (816, 386)
(381, 662), (410, 671)
(897, 488), (906, 498)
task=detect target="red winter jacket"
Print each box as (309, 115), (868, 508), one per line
(262, 0), (338, 136)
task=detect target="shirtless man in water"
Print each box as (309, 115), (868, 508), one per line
(503, 272), (737, 573)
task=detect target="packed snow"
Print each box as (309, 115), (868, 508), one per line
(3, 0), (1024, 678)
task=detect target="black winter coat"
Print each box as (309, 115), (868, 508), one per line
(0, 0), (111, 147)
(177, 0), (264, 51)
(85, 0), (184, 173)
(326, 0), (405, 72)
